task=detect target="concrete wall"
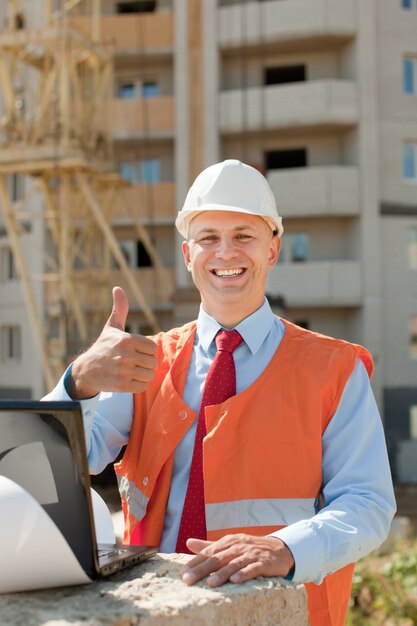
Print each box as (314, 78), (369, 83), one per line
(218, 0), (357, 47)
(283, 307), (358, 341)
(376, 1), (417, 478)
(381, 217), (417, 387)
(377, 0), (417, 206)
(0, 554), (308, 626)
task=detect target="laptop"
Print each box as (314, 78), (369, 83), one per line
(0, 399), (157, 584)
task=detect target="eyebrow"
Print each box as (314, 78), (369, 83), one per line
(192, 224), (255, 237)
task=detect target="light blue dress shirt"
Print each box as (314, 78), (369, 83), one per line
(44, 299), (396, 584)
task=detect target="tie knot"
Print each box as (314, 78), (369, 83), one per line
(215, 329), (243, 353)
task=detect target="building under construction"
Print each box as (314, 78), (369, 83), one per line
(0, 0), (417, 482)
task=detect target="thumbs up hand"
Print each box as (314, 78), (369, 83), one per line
(67, 286), (158, 399)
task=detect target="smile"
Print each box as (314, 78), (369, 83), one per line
(212, 268), (245, 277)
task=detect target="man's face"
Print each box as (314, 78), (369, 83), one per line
(182, 211), (280, 322)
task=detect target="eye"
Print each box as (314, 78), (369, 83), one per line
(235, 233), (252, 240)
(199, 235), (218, 243)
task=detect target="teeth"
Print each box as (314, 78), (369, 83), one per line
(215, 268), (243, 277)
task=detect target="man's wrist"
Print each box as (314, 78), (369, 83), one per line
(268, 535), (295, 579)
(63, 363), (77, 399)
(63, 361), (97, 400)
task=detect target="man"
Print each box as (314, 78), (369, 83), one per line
(45, 160), (396, 626)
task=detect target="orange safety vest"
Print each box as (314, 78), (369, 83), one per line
(115, 318), (373, 626)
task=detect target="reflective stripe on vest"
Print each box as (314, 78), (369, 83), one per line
(117, 474), (149, 521)
(205, 497), (317, 532)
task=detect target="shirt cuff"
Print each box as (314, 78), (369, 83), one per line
(270, 520), (326, 585)
(78, 395), (100, 449)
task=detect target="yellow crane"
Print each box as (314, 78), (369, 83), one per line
(0, 0), (171, 389)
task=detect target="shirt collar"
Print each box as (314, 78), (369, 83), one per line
(196, 298), (276, 356)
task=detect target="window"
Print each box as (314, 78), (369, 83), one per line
(141, 159), (160, 183)
(13, 12), (25, 29)
(1, 325), (21, 361)
(112, 240), (136, 269)
(1, 246), (18, 281)
(265, 149), (307, 170)
(113, 240), (152, 269)
(137, 240), (152, 267)
(291, 234), (309, 262)
(403, 58), (417, 94)
(116, 1), (156, 13)
(410, 405), (417, 439)
(409, 315), (417, 358)
(8, 174), (23, 202)
(409, 229), (417, 268)
(119, 161), (140, 184)
(119, 241), (135, 267)
(119, 159), (160, 183)
(118, 83), (135, 99)
(264, 65), (306, 86)
(402, 0), (417, 9)
(142, 82), (159, 98)
(403, 143), (417, 180)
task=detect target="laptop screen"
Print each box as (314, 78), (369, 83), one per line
(0, 402), (95, 576)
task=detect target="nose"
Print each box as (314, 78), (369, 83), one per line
(215, 236), (239, 260)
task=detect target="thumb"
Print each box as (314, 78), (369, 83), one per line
(106, 286), (129, 331)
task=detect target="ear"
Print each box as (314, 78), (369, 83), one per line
(268, 236), (281, 268)
(181, 241), (192, 272)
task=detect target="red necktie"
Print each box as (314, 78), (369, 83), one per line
(176, 329), (243, 553)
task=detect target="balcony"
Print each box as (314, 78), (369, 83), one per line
(219, 0), (356, 52)
(111, 267), (175, 306)
(267, 167), (360, 218)
(112, 182), (176, 223)
(66, 182), (175, 224)
(45, 267), (175, 311)
(102, 96), (174, 139)
(219, 80), (358, 134)
(266, 260), (361, 307)
(73, 12), (173, 54)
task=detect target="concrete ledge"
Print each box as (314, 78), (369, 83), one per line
(0, 554), (308, 626)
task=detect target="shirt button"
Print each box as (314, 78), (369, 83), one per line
(142, 476), (149, 487)
(178, 409), (188, 420)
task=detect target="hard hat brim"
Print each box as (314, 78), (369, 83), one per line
(175, 205), (283, 239)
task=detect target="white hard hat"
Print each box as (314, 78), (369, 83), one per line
(175, 159), (283, 239)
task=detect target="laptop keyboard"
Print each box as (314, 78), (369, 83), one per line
(98, 548), (131, 558)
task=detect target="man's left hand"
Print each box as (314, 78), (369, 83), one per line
(180, 533), (295, 587)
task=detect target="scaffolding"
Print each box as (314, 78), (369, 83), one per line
(0, 0), (172, 389)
